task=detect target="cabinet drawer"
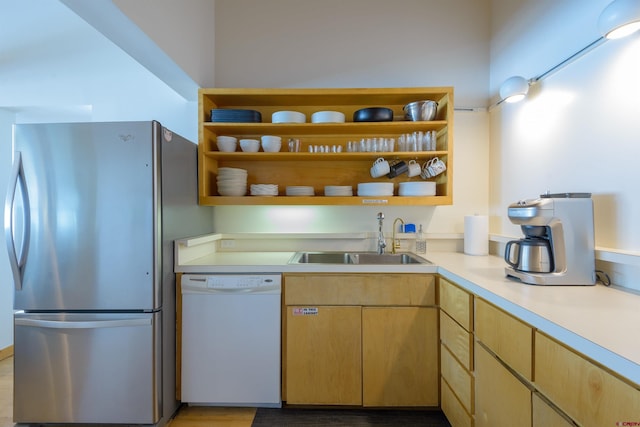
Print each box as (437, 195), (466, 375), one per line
(535, 332), (640, 427)
(441, 379), (473, 427)
(440, 311), (473, 371)
(284, 273), (435, 306)
(439, 278), (473, 330)
(440, 344), (473, 413)
(475, 343), (532, 427)
(475, 298), (533, 380)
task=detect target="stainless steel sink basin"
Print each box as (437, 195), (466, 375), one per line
(288, 251), (429, 265)
(289, 252), (355, 264)
(349, 252), (426, 265)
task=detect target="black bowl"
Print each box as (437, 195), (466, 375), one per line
(353, 107), (394, 122)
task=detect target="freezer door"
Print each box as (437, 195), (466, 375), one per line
(7, 122), (159, 311)
(13, 311), (161, 424)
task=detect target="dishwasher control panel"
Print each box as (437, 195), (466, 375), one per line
(182, 274), (282, 291)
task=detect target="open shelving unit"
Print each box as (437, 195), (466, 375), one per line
(198, 87), (454, 206)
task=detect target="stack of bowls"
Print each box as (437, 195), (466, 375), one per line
(398, 181), (436, 196)
(357, 182), (394, 197)
(261, 135), (282, 152)
(240, 139), (260, 152)
(217, 167), (247, 196)
(216, 136), (237, 152)
(311, 111), (345, 123)
(272, 111), (306, 123)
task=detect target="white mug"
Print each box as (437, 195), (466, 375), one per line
(406, 160), (421, 177)
(370, 157), (390, 178)
(428, 157), (447, 177)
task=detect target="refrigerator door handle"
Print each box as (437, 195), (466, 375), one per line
(15, 317), (152, 329)
(4, 151), (31, 291)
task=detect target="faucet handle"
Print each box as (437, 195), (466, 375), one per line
(377, 212), (385, 220)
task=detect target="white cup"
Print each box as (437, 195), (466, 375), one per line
(406, 160), (421, 177)
(370, 157), (390, 178)
(428, 157), (447, 177)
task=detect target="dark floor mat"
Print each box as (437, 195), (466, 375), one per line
(252, 408), (452, 426)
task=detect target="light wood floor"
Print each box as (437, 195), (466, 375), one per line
(0, 356), (256, 427)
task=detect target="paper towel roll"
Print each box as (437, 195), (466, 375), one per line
(464, 215), (489, 256)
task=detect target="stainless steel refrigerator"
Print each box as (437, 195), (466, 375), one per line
(4, 121), (213, 425)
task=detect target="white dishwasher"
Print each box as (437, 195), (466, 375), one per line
(181, 274), (281, 407)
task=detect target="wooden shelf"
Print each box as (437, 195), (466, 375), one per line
(197, 87), (454, 206)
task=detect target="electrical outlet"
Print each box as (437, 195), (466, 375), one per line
(220, 239), (235, 249)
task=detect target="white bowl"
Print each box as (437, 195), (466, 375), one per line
(311, 111), (345, 123)
(216, 136), (237, 152)
(398, 181), (436, 196)
(239, 139), (260, 152)
(272, 110), (306, 123)
(357, 182), (394, 197)
(261, 135), (282, 152)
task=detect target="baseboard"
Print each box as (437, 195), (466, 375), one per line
(0, 345), (14, 360)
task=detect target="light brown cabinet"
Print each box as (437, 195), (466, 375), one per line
(197, 87), (454, 205)
(283, 273), (438, 407)
(535, 331), (640, 427)
(475, 344), (532, 427)
(439, 278), (474, 427)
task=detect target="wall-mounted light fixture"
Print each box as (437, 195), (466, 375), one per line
(499, 76), (530, 103)
(496, 0), (640, 106)
(598, 0), (640, 39)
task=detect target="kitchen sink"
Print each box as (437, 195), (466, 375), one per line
(288, 251), (429, 265)
(290, 252), (355, 264)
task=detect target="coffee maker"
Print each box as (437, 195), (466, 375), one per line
(504, 192), (596, 285)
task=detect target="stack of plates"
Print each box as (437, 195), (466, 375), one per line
(217, 167), (247, 196)
(357, 182), (394, 197)
(286, 186), (315, 196)
(210, 109), (262, 123)
(398, 181), (436, 196)
(324, 185), (353, 196)
(250, 184), (279, 196)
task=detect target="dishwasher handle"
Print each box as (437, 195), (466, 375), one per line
(181, 283), (281, 295)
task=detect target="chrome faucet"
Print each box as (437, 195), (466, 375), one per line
(376, 212), (386, 254)
(392, 217), (405, 254)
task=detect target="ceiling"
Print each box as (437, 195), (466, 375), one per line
(0, 0), (197, 117)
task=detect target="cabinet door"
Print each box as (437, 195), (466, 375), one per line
(285, 305), (361, 405)
(362, 307), (438, 407)
(475, 344), (531, 427)
(535, 331), (640, 427)
(532, 393), (575, 427)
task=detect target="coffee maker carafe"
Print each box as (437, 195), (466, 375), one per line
(504, 193), (596, 285)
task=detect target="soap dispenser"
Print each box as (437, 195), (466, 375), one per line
(416, 224), (426, 254)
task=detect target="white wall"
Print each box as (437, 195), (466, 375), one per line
(211, 0), (491, 237)
(0, 110), (15, 349)
(489, 0), (640, 289)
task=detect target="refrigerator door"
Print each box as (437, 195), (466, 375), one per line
(6, 122), (160, 311)
(13, 311), (161, 424)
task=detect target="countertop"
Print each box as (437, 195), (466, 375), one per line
(175, 247), (640, 386)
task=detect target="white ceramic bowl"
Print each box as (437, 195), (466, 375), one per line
(239, 139), (260, 152)
(311, 111), (345, 123)
(398, 181), (436, 196)
(261, 135), (282, 152)
(216, 136), (237, 152)
(357, 182), (394, 197)
(272, 110), (306, 123)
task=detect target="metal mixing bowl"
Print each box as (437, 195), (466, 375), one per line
(403, 100), (438, 121)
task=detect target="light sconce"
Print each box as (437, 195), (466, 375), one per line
(496, 0), (640, 107)
(499, 76), (530, 103)
(598, 0), (640, 39)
